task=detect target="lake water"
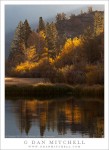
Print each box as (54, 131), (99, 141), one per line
(5, 97), (104, 138)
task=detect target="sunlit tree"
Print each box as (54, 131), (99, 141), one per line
(94, 12), (104, 36)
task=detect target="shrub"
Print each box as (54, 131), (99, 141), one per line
(86, 65), (104, 85)
(31, 58), (57, 80)
(58, 65), (86, 84)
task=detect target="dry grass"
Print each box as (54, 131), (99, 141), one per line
(5, 77), (50, 86)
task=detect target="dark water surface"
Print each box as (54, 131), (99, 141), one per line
(5, 97), (104, 138)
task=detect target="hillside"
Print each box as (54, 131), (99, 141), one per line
(56, 11), (103, 39)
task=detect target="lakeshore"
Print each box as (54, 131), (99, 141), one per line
(5, 78), (104, 98)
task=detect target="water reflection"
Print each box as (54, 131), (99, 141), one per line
(5, 97), (104, 138)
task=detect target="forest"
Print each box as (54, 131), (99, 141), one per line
(6, 7), (104, 86)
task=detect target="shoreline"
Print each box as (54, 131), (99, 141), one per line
(5, 83), (104, 98)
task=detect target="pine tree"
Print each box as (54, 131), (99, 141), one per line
(8, 21), (25, 66)
(56, 13), (66, 22)
(94, 12), (104, 36)
(88, 6), (93, 13)
(50, 22), (58, 51)
(82, 26), (101, 63)
(27, 31), (38, 47)
(46, 22), (59, 58)
(38, 17), (45, 32)
(23, 19), (32, 48)
(81, 10), (83, 15)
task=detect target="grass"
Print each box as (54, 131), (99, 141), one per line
(5, 83), (104, 98)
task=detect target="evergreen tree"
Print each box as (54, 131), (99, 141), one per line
(82, 26), (101, 63)
(38, 17), (45, 32)
(27, 31), (38, 47)
(8, 21), (25, 66)
(46, 22), (59, 58)
(94, 12), (104, 36)
(36, 31), (48, 60)
(56, 13), (66, 22)
(83, 26), (94, 40)
(81, 10), (83, 15)
(23, 19), (32, 48)
(50, 22), (58, 51)
(88, 6), (93, 13)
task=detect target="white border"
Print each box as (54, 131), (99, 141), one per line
(0, 1), (109, 150)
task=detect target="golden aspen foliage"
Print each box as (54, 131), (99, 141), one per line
(54, 37), (83, 68)
(15, 61), (37, 73)
(73, 37), (82, 47)
(49, 58), (55, 64)
(62, 38), (74, 54)
(39, 31), (46, 39)
(25, 46), (37, 61)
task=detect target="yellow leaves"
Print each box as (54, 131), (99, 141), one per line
(44, 47), (48, 53)
(25, 47), (36, 61)
(73, 106), (82, 124)
(49, 58), (54, 64)
(49, 36), (83, 68)
(14, 46), (49, 73)
(15, 61), (37, 72)
(63, 38), (73, 54)
(39, 31), (46, 39)
(56, 55), (61, 60)
(63, 37), (82, 52)
(15, 57), (49, 73)
(55, 55), (61, 62)
(61, 37), (82, 56)
(73, 37), (82, 47)
(14, 35), (83, 75)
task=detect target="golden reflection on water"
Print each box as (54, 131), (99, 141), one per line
(73, 106), (82, 124)
(6, 97), (104, 137)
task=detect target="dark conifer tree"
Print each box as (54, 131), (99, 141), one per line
(56, 13), (66, 22)
(8, 21), (25, 66)
(46, 22), (59, 58)
(88, 6), (93, 13)
(23, 19), (32, 48)
(38, 17), (45, 32)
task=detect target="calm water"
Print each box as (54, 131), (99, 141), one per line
(5, 97), (104, 138)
